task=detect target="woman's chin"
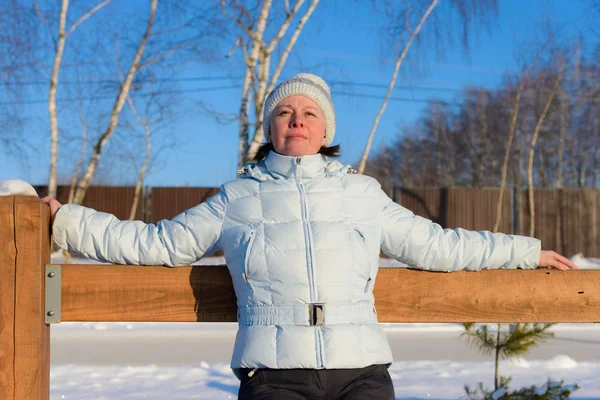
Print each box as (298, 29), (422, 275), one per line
(279, 144), (316, 157)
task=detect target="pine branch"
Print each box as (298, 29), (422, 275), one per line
(500, 323), (555, 359)
(461, 323), (498, 356)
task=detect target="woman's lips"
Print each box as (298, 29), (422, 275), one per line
(286, 135), (307, 140)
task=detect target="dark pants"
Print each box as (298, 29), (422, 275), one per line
(236, 363), (395, 400)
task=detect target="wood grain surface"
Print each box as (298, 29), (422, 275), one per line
(61, 265), (600, 323)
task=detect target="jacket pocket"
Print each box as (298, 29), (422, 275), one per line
(243, 229), (258, 283)
(354, 227), (372, 280)
(364, 276), (374, 293)
(355, 227), (379, 293)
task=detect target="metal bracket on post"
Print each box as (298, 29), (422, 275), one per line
(45, 265), (62, 324)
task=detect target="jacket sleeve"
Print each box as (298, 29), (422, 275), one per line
(52, 189), (228, 266)
(376, 187), (541, 271)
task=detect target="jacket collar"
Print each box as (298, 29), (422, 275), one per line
(238, 151), (356, 181)
(264, 151), (328, 179)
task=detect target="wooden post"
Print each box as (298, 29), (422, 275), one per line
(0, 197), (51, 400)
(0, 197), (16, 400)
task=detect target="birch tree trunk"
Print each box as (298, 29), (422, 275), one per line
(234, 0), (272, 168)
(126, 97), (151, 221)
(251, 49), (270, 156)
(493, 80), (525, 233)
(592, 109), (600, 188)
(555, 90), (568, 254)
(46, 0), (68, 199)
(528, 75), (562, 237)
(357, 0), (439, 174)
(245, 0), (320, 161)
(73, 0), (157, 205)
(42, 0), (111, 198)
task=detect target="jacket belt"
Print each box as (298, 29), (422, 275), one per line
(237, 302), (377, 326)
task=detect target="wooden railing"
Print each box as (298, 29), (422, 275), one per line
(1, 197), (599, 399)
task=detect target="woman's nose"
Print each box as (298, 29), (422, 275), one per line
(290, 113), (304, 128)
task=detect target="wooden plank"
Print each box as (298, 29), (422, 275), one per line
(61, 264), (600, 323)
(0, 197), (16, 400)
(376, 268), (600, 323)
(14, 197), (50, 400)
(61, 264), (237, 322)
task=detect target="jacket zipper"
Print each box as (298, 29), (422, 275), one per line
(295, 157), (325, 368)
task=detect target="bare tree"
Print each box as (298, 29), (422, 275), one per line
(222, 0), (320, 167)
(527, 71), (562, 237)
(357, 0), (438, 174)
(67, 98), (88, 205)
(492, 79), (529, 231)
(358, 0), (500, 174)
(72, 0), (157, 204)
(125, 96), (152, 221)
(36, 0), (112, 198)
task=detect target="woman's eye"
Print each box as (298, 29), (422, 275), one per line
(278, 110), (290, 116)
(306, 112), (316, 117)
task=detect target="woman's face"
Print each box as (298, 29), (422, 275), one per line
(269, 95), (326, 157)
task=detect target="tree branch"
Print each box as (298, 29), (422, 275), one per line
(34, 0), (57, 49)
(226, 37), (241, 58)
(240, 36), (251, 65)
(198, 100), (239, 125)
(66, 0), (112, 37)
(265, 0), (319, 95)
(221, 0), (263, 44)
(138, 42), (189, 69)
(74, 0), (157, 204)
(358, 0), (439, 174)
(265, 0), (305, 55)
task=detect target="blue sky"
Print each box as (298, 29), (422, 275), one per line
(1, 0), (597, 187)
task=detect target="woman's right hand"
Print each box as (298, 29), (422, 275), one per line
(42, 197), (62, 222)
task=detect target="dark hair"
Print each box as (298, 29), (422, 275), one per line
(252, 142), (341, 162)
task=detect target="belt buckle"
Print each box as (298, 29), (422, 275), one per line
(309, 303), (324, 326)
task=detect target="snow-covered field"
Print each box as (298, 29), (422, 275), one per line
(50, 253), (600, 399)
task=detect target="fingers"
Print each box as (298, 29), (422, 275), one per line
(548, 261), (569, 270)
(545, 251), (578, 270)
(554, 253), (579, 270)
(41, 197), (62, 217)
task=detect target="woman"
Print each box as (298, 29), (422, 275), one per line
(43, 73), (578, 400)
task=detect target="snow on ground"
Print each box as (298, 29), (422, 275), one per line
(50, 356), (600, 400)
(49, 252), (600, 399)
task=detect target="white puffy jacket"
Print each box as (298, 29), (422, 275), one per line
(53, 151), (541, 370)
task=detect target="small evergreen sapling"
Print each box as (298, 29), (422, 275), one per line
(461, 323), (579, 399)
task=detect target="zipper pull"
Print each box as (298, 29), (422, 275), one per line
(295, 157), (302, 179)
(248, 367), (258, 377)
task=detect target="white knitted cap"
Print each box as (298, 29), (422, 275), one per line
(263, 73), (336, 146)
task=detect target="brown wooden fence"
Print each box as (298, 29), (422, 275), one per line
(395, 187), (514, 234)
(396, 187), (599, 257)
(518, 189), (600, 257)
(32, 186), (600, 257)
(34, 185), (143, 221)
(1, 196), (599, 399)
(150, 187), (220, 223)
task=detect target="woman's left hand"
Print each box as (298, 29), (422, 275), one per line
(538, 250), (579, 270)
